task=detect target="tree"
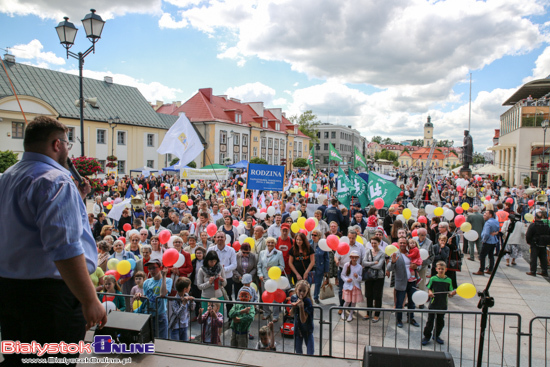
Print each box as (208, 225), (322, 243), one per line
(170, 157), (180, 166)
(289, 110), (320, 143)
(436, 139), (454, 147)
(411, 139), (424, 147)
(250, 157), (268, 165)
(381, 137), (397, 145)
(293, 158), (308, 167)
(170, 157), (196, 168)
(403, 147), (409, 153)
(374, 149), (398, 162)
(0, 150), (18, 173)
(473, 153), (486, 164)
(371, 136), (382, 143)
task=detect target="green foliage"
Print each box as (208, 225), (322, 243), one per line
(473, 153), (486, 164)
(411, 139), (424, 146)
(188, 161), (197, 168)
(293, 158), (308, 167)
(374, 149), (398, 162)
(371, 136), (382, 143)
(0, 150), (18, 173)
(393, 161), (400, 167)
(381, 137), (397, 145)
(403, 147), (409, 153)
(169, 157), (196, 168)
(436, 139), (454, 147)
(289, 110), (320, 143)
(250, 157), (268, 165)
(170, 157), (180, 166)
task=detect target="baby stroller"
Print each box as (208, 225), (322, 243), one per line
(280, 289), (295, 337)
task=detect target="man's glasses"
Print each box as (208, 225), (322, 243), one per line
(58, 138), (73, 150)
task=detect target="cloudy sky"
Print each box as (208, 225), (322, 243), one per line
(1, 0), (549, 152)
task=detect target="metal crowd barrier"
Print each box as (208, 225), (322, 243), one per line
(528, 316), (550, 367)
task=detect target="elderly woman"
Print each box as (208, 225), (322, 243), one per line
(362, 236), (386, 322)
(109, 239), (142, 309)
(310, 229), (329, 304)
(233, 243), (258, 294)
(125, 233), (143, 258)
(199, 231), (212, 250)
(93, 196), (104, 218)
(97, 240), (111, 272)
(257, 237), (285, 322)
(197, 250), (227, 316)
(149, 216), (167, 237)
(219, 215), (238, 244)
(184, 234), (199, 254)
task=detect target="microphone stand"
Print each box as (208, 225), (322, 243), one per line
(476, 218), (517, 367)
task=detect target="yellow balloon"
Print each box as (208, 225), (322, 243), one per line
(542, 191), (546, 195)
(297, 217), (306, 230)
(191, 253), (196, 261)
(456, 283), (477, 299)
(402, 208), (412, 220)
(107, 204), (112, 210)
(221, 191), (227, 197)
(357, 236), (364, 244)
(480, 187), (485, 192)
(434, 207), (444, 217)
(313, 217), (319, 228)
(291, 223), (300, 233)
(180, 195), (186, 201)
(191, 184), (195, 188)
(244, 237), (256, 249)
(268, 266), (282, 280)
(460, 222), (472, 232)
(107, 258), (119, 271)
(237, 198), (244, 207)
(133, 300), (142, 310)
(462, 202), (470, 210)
(154, 200), (160, 206)
(182, 195), (189, 202)
(385, 245), (398, 256)
(524, 213), (534, 222)
(301, 191), (306, 197)
(117, 260), (131, 276)
(297, 210), (302, 218)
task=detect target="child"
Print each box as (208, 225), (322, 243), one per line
(198, 299), (224, 345)
(229, 287), (256, 348)
(130, 271), (146, 309)
(256, 322), (276, 351)
(407, 239), (423, 268)
(422, 261), (456, 345)
(241, 274), (258, 302)
(340, 251), (363, 322)
(290, 280), (314, 355)
(169, 277), (195, 341)
(98, 275), (126, 312)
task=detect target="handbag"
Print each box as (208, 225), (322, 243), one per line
(319, 275), (334, 300)
(362, 250), (378, 281)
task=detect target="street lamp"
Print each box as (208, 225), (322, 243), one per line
(541, 119), (549, 186)
(55, 9), (106, 156)
(107, 116), (120, 157)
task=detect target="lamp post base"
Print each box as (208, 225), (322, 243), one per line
(460, 168), (472, 179)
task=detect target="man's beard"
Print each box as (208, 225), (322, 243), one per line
(58, 151), (69, 170)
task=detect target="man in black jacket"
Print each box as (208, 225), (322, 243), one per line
(324, 199), (344, 230)
(383, 207), (396, 236)
(525, 212), (549, 277)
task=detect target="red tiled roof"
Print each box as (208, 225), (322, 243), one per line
(155, 104), (179, 114)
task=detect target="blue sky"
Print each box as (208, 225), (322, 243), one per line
(1, 0), (549, 151)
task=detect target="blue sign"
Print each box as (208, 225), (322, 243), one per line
(246, 163), (285, 191)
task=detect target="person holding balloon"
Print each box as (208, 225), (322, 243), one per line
(311, 229), (330, 304)
(98, 275), (126, 312)
(257, 237), (285, 321)
(289, 232), (315, 286)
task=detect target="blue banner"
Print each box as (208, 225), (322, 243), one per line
(246, 163), (285, 191)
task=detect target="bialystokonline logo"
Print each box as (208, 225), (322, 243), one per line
(1, 336), (155, 356)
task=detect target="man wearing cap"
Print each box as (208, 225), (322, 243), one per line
(134, 258), (172, 338)
(276, 223), (293, 275)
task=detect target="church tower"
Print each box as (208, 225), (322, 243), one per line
(424, 116), (434, 147)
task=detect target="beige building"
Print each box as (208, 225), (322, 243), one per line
(0, 55), (177, 176)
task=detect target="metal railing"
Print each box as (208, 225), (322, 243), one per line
(528, 316), (550, 367)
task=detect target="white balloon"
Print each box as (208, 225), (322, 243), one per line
(411, 208), (419, 215)
(419, 248), (429, 261)
(265, 279), (278, 293)
(102, 301), (117, 314)
(173, 253), (185, 268)
(167, 235), (179, 248)
(255, 212), (261, 219)
(490, 199), (496, 204)
(318, 239), (331, 252)
(239, 234), (247, 243)
(340, 236), (350, 244)
(407, 202), (415, 209)
(107, 197), (112, 202)
(444, 210), (455, 220)
(267, 207), (276, 216)
(259, 212), (267, 220)
(425, 205), (435, 215)
(225, 234), (231, 245)
(276, 276), (290, 290)
(291, 211), (299, 220)
(237, 224), (245, 231)
(396, 214), (406, 223)
(412, 290), (429, 305)
(464, 230), (479, 241)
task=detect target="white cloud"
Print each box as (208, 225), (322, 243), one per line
(59, 68), (183, 102)
(524, 44), (550, 82)
(217, 47), (245, 66)
(11, 39), (65, 65)
(0, 0), (161, 21)
(225, 82), (276, 104)
(293, 82), (299, 87)
(158, 12), (188, 29)
(273, 98), (287, 106)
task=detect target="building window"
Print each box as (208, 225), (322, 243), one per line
(268, 138), (273, 148)
(276, 123), (280, 131)
(323, 156), (329, 164)
(220, 130), (227, 144)
(12, 122), (24, 139)
(233, 153), (240, 164)
(97, 129), (106, 144)
(316, 144), (320, 150)
(298, 142), (302, 157)
(219, 152), (226, 163)
(242, 134), (248, 147)
(331, 131), (336, 139)
(236, 113), (242, 123)
(242, 152), (248, 161)
(233, 133), (240, 145)
(253, 136), (258, 142)
(117, 160), (125, 174)
(147, 134), (154, 147)
(146, 160), (154, 168)
(67, 127), (75, 142)
(117, 131), (126, 145)
(317, 132), (321, 138)
(281, 148), (285, 158)
(263, 120), (267, 128)
(324, 143), (328, 150)
(261, 137), (266, 149)
(324, 132), (329, 139)
(253, 147), (258, 157)
(98, 160), (106, 172)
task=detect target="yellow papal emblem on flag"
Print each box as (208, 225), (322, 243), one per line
(178, 132), (189, 150)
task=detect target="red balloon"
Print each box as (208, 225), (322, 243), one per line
(337, 242), (350, 256)
(207, 223), (217, 237)
(455, 207), (463, 214)
(233, 242), (241, 252)
(123, 223), (132, 232)
(476, 176), (482, 181)
(159, 230), (171, 244)
(327, 235), (339, 250)
(163, 248), (179, 267)
(103, 201), (109, 206)
(418, 216), (428, 224)
(456, 186), (462, 192)
(411, 229), (418, 237)
(260, 208), (267, 213)
(252, 219), (256, 226)
(304, 218), (316, 231)
(233, 220), (240, 227)
(161, 183), (165, 187)
(215, 188), (219, 193)
(454, 176), (458, 179)
(119, 236), (126, 244)
(174, 186), (179, 191)
(187, 199), (193, 206)
(274, 289), (286, 303)
(486, 195), (491, 201)
(299, 229), (308, 236)
(506, 198), (514, 204)
(139, 184), (143, 189)
(454, 215), (466, 227)
(262, 290), (275, 303)
(528, 200), (534, 207)
(373, 198), (384, 210)
(105, 270), (120, 281)
(243, 199), (251, 207)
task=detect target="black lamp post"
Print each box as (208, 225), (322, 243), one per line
(108, 116), (120, 157)
(542, 119), (549, 186)
(55, 9), (105, 157)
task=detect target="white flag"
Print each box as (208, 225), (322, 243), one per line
(107, 199), (132, 221)
(157, 113), (204, 168)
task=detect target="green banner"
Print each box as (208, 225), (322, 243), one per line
(308, 146), (317, 174)
(367, 171), (401, 207)
(329, 142), (343, 163)
(354, 146), (368, 169)
(349, 170), (369, 208)
(336, 167), (352, 207)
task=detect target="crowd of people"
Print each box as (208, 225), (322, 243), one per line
(89, 168), (550, 353)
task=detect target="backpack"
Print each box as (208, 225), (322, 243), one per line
(534, 221), (550, 248)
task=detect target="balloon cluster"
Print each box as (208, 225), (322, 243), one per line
(262, 266), (288, 303)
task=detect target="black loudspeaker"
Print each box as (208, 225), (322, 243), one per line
(363, 346), (455, 367)
(94, 312), (154, 345)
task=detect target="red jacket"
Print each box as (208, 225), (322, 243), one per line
(177, 250), (193, 277)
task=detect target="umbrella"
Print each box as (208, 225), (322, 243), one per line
(472, 164), (506, 175)
(201, 164), (228, 169)
(451, 166), (462, 174)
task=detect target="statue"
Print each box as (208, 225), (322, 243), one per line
(462, 130), (473, 171)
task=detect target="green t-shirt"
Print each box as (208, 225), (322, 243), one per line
(90, 267), (105, 287)
(427, 275), (453, 310)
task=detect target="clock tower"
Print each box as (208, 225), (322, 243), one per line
(424, 116), (433, 147)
